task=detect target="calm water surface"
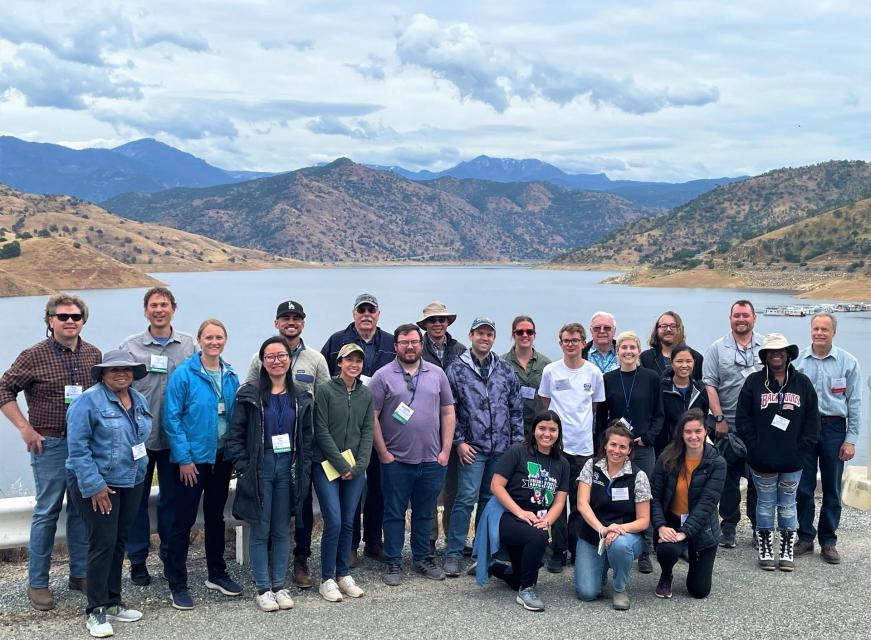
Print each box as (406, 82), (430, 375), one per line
(1, 266), (868, 494)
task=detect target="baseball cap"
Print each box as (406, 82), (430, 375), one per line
(354, 293), (379, 310)
(470, 316), (496, 331)
(275, 300), (306, 319)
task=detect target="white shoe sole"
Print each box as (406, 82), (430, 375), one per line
(204, 580), (242, 596)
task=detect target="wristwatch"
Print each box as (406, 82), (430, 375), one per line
(714, 415), (726, 423)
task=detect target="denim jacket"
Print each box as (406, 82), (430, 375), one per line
(66, 383), (152, 498)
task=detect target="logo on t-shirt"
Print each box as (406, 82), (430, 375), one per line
(523, 461), (558, 507)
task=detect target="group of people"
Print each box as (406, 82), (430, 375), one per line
(0, 290), (862, 635)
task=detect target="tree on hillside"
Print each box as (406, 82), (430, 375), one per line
(0, 240), (21, 259)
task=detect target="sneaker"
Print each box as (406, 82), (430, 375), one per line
(638, 552), (653, 574)
(363, 542), (385, 562)
(129, 562), (152, 586)
(205, 575), (243, 596)
(274, 588), (294, 609)
(254, 590), (279, 612)
(413, 557), (445, 581)
(442, 556), (461, 577)
(28, 586), (55, 611)
(86, 607), (114, 638)
(462, 544), (474, 557)
(382, 564), (402, 587)
(612, 590), (631, 610)
(68, 576), (87, 591)
(293, 556), (313, 588)
(515, 586), (544, 611)
(319, 579), (343, 602)
(546, 553), (565, 574)
(821, 544), (841, 565)
(337, 575), (365, 598)
(719, 529), (736, 548)
(655, 574), (673, 599)
(105, 604), (143, 622)
(171, 589), (194, 610)
(794, 539), (814, 557)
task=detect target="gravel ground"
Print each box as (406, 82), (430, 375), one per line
(2, 500), (869, 640)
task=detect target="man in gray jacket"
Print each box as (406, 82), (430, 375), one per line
(120, 287), (196, 586)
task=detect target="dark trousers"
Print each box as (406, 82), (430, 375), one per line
(164, 456), (233, 591)
(550, 453), (589, 561)
(293, 477), (314, 558)
(72, 481), (144, 614)
(720, 459), (758, 532)
(633, 445), (656, 551)
(497, 513), (549, 590)
(797, 417), (847, 545)
(431, 447), (459, 542)
(126, 448), (175, 565)
(380, 461), (446, 565)
(656, 514), (717, 598)
(352, 446), (383, 548)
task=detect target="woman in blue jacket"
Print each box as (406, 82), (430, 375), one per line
(163, 319), (241, 610)
(66, 350), (151, 638)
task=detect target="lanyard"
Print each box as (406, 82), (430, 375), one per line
(289, 340), (304, 373)
(405, 367), (422, 406)
(619, 369), (638, 414)
(50, 338), (81, 385)
(733, 336), (754, 367)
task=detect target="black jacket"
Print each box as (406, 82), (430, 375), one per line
(421, 331), (466, 370)
(658, 372), (710, 456)
(650, 443), (726, 552)
(227, 381), (313, 524)
(321, 323), (396, 377)
(595, 367), (664, 448)
(735, 364), (820, 473)
(640, 346), (704, 381)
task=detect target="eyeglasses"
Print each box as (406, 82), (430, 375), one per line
(560, 338), (583, 346)
(657, 323), (678, 330)
(356, 305), (377, 314)
(513, 329), (535, 337)
(52, 313), (83, 322)
(396, 340), (422, 348)
(591, 325), (613, 333)
(427, 316), (448, 324)
(263, 353), (290, 363)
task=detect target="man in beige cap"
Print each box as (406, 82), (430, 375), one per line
(416, 302), (467, 553)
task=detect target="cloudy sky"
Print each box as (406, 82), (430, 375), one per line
(0, 1), (868, 180)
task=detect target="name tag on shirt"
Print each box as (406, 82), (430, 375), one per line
(611, 487), (630, 501)
(617, 417), (633, 432)
(132, 443), (147, 461)
(149, 355), (168, 373)
(520, 386), (537, 400)
(360, 374), (372, 386)
(771, 414), (790, 431)
(740, 367), (754, 378)
(64, 385), (83, 404)
(217, 401), (226, 415)
(831, 377), (847, 393)
(392, 402), (415, 424)
(554, 379), (572, 392)
(680, 513), (689, 526)
(272, 433), (291, 453)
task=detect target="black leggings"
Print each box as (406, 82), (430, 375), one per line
(656, 537), (717, 598)
(495, 513), (549, 590)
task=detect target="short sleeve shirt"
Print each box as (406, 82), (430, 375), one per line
(539, 360), (605, 456)
(702, 332), (763, 423)
(494, 442), (570, 512)
(578, 457), (652, 502)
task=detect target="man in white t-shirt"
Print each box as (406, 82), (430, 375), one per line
(538, 322), (605, 572)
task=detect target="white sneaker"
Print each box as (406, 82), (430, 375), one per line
(254, 590), (279, 612)
(105, 605), (143, 622)
(319, 578), (343, 602)
(337, 575), (365, 598)
(274, 589), (294, 610)
(86, 608), (114, 637)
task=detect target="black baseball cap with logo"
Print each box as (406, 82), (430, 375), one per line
(275, 300), (306, 318)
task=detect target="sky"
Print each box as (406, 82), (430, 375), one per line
(0, 1), (869, 181)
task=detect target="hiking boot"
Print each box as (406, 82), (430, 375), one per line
(778, 530), (796, 571)
(612, 590), (630, 610)
(28, 586), (55, 611)
(382, 564), (402, 586)
(655, 574), (673, 599)
(757, 529), (777, 571)
(319, 578), (343, 602)
(719, 529), (736, 548)
(363, 542), (385, 562)
(821, 544), (841, 565)
(130, 562), (152, 586)
(794, 539), (814, 557)
(68, 576), (87, 591)
(414, 556), (446, 580)
(205, 575), (242, 596)
(274, 588), (294, 609)
(293, 556), (313, 588)
(105, 604), (143, 622)
(546, 553), (565, 574)
(337, 575), (365, 598)
(86, 607), (114, 638)
(171, 589), (194, 610)
(638, 552), (653, 574)
(442, 556), (461, 577)
(255, 590), (279, 612)
(516, 586), (544, 611)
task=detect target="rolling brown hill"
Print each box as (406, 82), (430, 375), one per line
(101, 159), (659, 262)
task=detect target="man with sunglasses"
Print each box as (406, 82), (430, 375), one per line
(703, 299), (763, 548)
(538, 323), (605, 572)
(582, 311), (619, 374)
(246, 299), (329, 588)
(370, 323), (456, 586)
(119, 287), (196, 587)
(321, 294), (396, 563)
(0, 293), (101, 611)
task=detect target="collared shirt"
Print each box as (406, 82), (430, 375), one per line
(0, 337), (102, 438)
(588, 346), (619, 374)
(119, 327), (196, 450)
(245, 338), (330, 395)
(471, 351), (495, 380)
(702, 331), (764, 425)
(795, 344), (863, 444)
(503, 347), (552, 433)
(427, 334), (446, 363)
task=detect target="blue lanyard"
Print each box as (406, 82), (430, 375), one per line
(50, 338), (81, 385)
(408, 368), (422, 406)
(619, 369), (638, 414)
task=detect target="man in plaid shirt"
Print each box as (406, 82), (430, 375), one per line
(0, 293), (101, 611)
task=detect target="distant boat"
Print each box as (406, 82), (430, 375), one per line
(763, 303), (869, 316)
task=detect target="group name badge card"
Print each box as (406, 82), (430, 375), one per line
(520, 386), (537, 400)
(554, 379), (572, 391)
(132, 443), (147, 460)
(272, 433), (291, 453)
(149, 355), (168, 373)
(771, 414), (790, 431)
(392, 402), (414, 424)
(64, 385), (83, 404)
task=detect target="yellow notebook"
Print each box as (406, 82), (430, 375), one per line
(321, 449), (357, 481)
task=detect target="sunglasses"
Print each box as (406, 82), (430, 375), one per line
(514, 329), (535, 337)
(52, 313), (83, 322)
(427, 316), (449, 323)
(591, 325), (613, 333)
(356, 305), (377, 314)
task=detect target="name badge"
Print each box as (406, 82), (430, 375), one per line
(771, 414), (790, 431)
(132, 443), (147, 461)
(149, 354), (168, 373)
(520, 386), (536, 400)
(554, 378), (572, 392)
(536, 509), (548, 520)
(831, 377), (847, 393)
(611, 487), (630, 501)
(392, 402), (415, 424)
(272, 433), (291, 453)
(740, 367), (754, 378)
(617, 417), (633, 432)
(64, 385), (83, 404)
(360, 374), (372, 386)
(217, 401), (226, 415)
(680, 513), (689, 526)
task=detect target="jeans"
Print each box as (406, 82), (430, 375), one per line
(720, 458), (758, 532)
(751, 469), (802, 531)
(431, 447), (459, 542)
(381, 460), (446, 565)
(164, 455), (233, 591)
(797, 418), (846, 545)
(29, 436), (88, 587)
(550, 453), (589, 560)
(446, 452), (500, 557)
(249, 450), (293, 590)
(312, 465), (366, 579)
(499, 513), (549, 589)
(352, 447), (383, 548)
(574, 534), (643, 600)
(126, 448), (176, 565)
(71, 481), (144, 613)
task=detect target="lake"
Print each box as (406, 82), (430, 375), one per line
(1, 266), (868, 495)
